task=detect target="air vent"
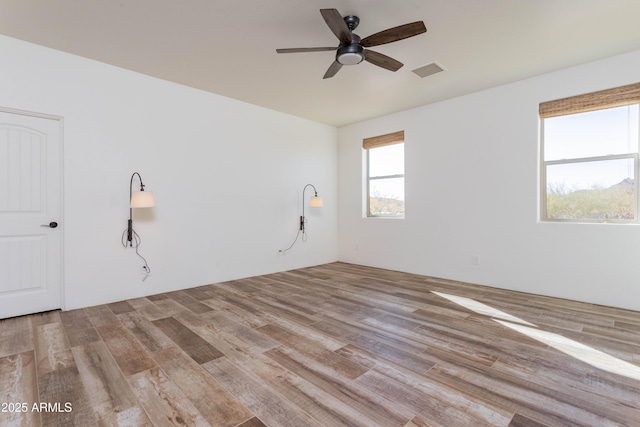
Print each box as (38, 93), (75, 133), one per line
(411, 61), (446, 78)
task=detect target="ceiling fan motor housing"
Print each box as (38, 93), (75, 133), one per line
(337, 33), (364, 65)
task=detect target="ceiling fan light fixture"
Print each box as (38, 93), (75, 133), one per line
(338, 52), (364, 65)
(337, 43), (364, 65)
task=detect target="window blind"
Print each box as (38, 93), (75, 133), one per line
(362, 130), (404, 150)
(539, 82), (640, 119)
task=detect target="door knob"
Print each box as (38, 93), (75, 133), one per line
(41, 221), (58, 228)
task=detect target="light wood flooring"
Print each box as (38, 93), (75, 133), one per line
(1, 262), (640, 426)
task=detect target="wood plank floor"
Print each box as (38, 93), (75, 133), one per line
(1, 262), (639, 427)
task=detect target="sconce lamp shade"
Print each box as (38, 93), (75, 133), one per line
(309, 195), (323, 208)
(130, 191), (155, 208)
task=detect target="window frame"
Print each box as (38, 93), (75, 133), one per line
(539, 83), (640, 223)
(363, 131), (405, 218)
(540, 152), (640, 223)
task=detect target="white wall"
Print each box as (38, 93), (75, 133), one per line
(338, 49), (640, 311)
(0, 35), (337, 310)
(4, 32), (640, 313)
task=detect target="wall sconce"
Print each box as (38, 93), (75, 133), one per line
(300, 183), (323, 231)
(280, 183), (323, 253)
(127, 172), (155, 245)
(122, 172), (155, 273)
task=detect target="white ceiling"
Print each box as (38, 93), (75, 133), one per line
(2, 1), (640, 127)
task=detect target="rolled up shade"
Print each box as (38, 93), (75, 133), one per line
(539, 82), (640, 119)
(363, 130), (404, 150)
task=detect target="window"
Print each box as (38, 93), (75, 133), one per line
(540, 83), (640, 222)
(364, 131), (404, 217)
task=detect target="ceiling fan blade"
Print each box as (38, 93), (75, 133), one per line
(323, 60), (343, 79)
(364, 50), (403, 72)
(276, 47), (337, 54)
(361, 21), (426, 47)
(320, 9), (352, 44)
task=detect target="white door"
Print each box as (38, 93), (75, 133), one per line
(0, 110), (62, 319)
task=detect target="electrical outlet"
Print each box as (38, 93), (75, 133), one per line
(140, 265), (149, 275)
(472, 255), (480, 265)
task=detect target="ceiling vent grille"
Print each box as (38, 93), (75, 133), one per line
(411, 61), (446, 78)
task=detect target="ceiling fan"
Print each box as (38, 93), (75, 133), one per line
(276, 9), (427, 79)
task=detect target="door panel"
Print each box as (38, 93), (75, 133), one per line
(0, 111), (62, 319)
(0, 236), (45, 292)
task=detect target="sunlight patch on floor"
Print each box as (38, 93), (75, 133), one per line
(432, 291), (536, 326)
(433, 290), (640, 381)
(495, 319), (640, 381)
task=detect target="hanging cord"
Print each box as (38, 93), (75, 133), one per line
(302, 217), (309, 242)
(278, 184), (319, 253)
(278, 217), (309, 254)
(278, 229), (301, 254)
(121, 227), (151, 273)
